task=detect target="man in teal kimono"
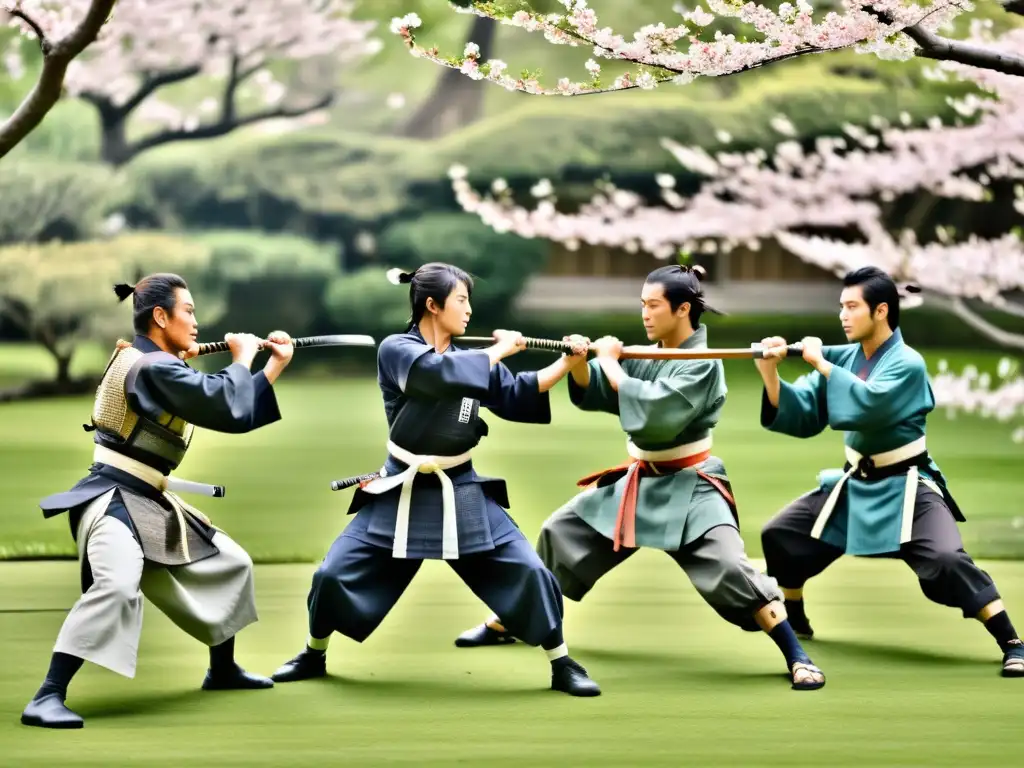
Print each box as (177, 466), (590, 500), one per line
(758, 266), (1024, 678)
(455, 264), (826, 690)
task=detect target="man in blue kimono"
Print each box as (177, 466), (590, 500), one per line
(270, 263), (601, 696)
(757, 266), (1024, 678)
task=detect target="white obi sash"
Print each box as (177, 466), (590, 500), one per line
(810, 436), (941, 545)
(358, 440), (473, 560)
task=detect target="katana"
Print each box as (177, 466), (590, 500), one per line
(196, 334), (376, 356)
(459, 335), (805, 360)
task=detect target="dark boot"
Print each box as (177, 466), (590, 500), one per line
(550, 657), (601, 697)
(454, 622), (516, 648)
(201, 665), (274, 690)
(785, 599), (814, 640)
(271, 649), (327, 683)
(21, 694), (84, 729)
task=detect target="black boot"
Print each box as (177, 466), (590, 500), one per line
(21, 652), (85, 728)
(271, 648), (327, 683)
(454, 622), (516, 648)
(21, 695), (84, 729)
(785, 599), (814, 640)
(551, 657), (601, 697)
(202, 637), (273, 690)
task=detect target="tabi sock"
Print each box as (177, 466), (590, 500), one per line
(542, 627), (568, 662)
(306, 635), (330, 654)
(769, 621), (812, 668)
(984, 611), (1022, 653)
(33, 652), (84, 701)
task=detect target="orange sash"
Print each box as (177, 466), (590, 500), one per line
(576, 451), (736, 551)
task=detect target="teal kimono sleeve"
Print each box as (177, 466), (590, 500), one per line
(567, 358), (619, 414)
(761, 370), (828, 438)
(618, 360), (717, 443)
(826, 357), (931, 432)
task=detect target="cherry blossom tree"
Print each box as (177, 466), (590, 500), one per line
(0, 0), (117, 160)
(4, 1), (381, 166)
(444, 21), (1024, 436)
(391, 1), (1024, 97)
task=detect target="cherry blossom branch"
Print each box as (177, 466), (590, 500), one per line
(0, 0), (118, 158)
(392, 1), (977, 96)
(931, 359), (1024, 441)
(9, 9), (48, 50)
(949, 298), (1024, 351)
(871, 9), (1024, 76)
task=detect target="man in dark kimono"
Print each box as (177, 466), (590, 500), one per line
(21, 273), (293, 729)
(271, 262), (601, 696)
(758, 266), (1024, 678)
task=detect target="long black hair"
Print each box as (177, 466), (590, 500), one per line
(387, 263), (474, 328)
(644, 264), (721, 327)
(113, 273), (188, 335)
(842, 266), (905, 330)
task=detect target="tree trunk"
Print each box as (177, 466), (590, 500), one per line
(54, 351), (73, 384)
(397, 15), (497, 139)
(97, 104), (133, 167)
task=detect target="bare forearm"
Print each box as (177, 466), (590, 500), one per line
(263, 359), (287, 384)
(597, 357), (627, 392)
(761, 366), (782, 408)
(536, 357), (576, 393)
(569, 358), (591, 389)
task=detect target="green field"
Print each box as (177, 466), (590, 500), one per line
(1, 348), (1023, 763)
(1, 558), (1023, 765)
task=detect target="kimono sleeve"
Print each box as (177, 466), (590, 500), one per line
(617, 360), (720, 442)
(567, 358), (619, 414)
(132, 360), (281, 434)
(761, 371), (828, 438)
(380, 335), (491, 401)
(826, 353), (933, 432)
(483, 364), (552, 424)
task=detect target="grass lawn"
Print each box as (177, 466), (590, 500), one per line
(1, 558), (1022, 765)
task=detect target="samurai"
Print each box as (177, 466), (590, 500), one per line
(758, 266), (1023, 678)
(455, 265), (825, 691)
(271, 262), (601, 697)
(21, 273), (293, 729)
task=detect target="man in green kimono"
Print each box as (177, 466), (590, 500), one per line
(758, 266), (1024, 678)
(455, 264), (826, 690)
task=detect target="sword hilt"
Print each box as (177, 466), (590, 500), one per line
(330, 472), (381, 492)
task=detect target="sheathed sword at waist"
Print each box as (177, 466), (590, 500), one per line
(330, 472), (381, 492)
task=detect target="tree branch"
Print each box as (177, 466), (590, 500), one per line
(903, 23), (1024, 76)
(121, 93), (334, 160)
(950, 298), (1024, 350)
(10, 10), (49, 53)
(0, 0), (118, 159)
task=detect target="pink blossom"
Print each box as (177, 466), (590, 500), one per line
(397, 0), (983, 96)
(2, 1), (379, 130)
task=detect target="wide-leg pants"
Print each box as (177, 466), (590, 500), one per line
(536, 496), (782, 632)
(307, 527), (564, 646)
(760, 484), (1000, 618)
(53, 489), (259, 678)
